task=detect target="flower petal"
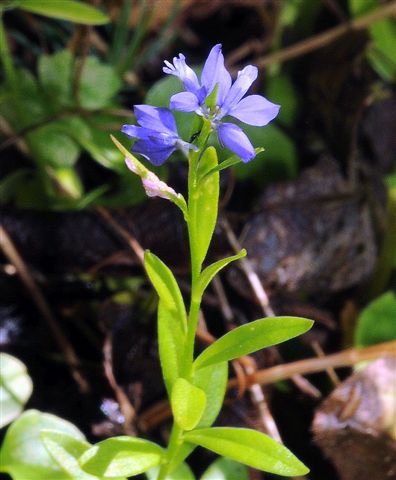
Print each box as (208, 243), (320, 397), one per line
(132, 139), (175, 166)
(201, 44), (232, 103)
(228, 95), (280, 126)
(163, 54), (201, 96)
(218, 123), (255, 163)
(221, 65), (258, 115)
(122, 124), (152, 139)
(134, 105), (177, 135)
(170, 91), (200, 112)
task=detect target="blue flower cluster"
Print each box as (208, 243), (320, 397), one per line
(122, 44), (280, 165)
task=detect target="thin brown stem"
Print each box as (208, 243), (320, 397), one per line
(0, 225), (90, 393)
(253, 1), (396, 69)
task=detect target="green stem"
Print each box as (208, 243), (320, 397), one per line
(157, 424), (183, 480)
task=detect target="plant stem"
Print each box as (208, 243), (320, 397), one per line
(156, 424), (183, 480)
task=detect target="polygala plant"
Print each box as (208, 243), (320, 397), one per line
(1, 44), (313, 480)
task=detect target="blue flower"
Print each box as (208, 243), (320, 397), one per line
(163, 44), (280, 162)
(122, 105), (197, 166)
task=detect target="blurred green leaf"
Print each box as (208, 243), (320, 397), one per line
(200, 458), (248, 480)
(0, 169), (31, 204)
(349, 0), (396, 80)
(38, 50), (73, 107)
(79, 57), (122, 109)
(232, 124), (298, 184)
(184, 428), (309, 476)
(28, 121), (81, 168)
(0, 409), (86, 480)
(79, 437), (163, 478)
(18, 0), (109, 25)
(171, 378), (206, 431)
(355, 291), (396, 347)
(266, 73), (299, 127)
(194, 317), (313, 369)
(0, 353), (33, 428)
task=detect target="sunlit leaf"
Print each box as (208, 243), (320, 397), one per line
(193, 362), (228, 429)
(0, 353), (32, 427)
(158, 300), (186, 395)
(79, 437), (163, 478)
(41, 430), (101, 480)
(184, 428), (309, 476)
(191, 147), (219, 270)
(171, 378), (206, 431)
(0, 410), (86, 480)
(144, 251), (187, 332)
(197, 250), (246, 298)
(194, 317), (313, 369)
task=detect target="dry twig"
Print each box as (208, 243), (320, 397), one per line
(0, 225), (90, 393)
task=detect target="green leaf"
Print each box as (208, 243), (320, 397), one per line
(265, 73), (299, 127)
(200, 458), (248, 480)
(146, 462), (195, 480)
(355, 291), (396, 347)
(171, 378), (207, 431)
(79, 57), (121, 109)
(18, 0), (109, 25)
(79, 437), (163, 478)
(38, 50), (73, 106)
(144, 251), (187, 332)
(193, 362), (228, 429)
(27, 122), (81, 168)
(0, 409), (86, 480)
(194, 317), (314, 369)
(192, 146), (219, 269)
(197, 250), (246, 298)
(0, 169), (31, 204)
(41, 430), (101, 480)
(0, 353), (33, 428)
(233, 124), (298, 184)
(158, 300), (186, 395)
(184, 428), (309, 476)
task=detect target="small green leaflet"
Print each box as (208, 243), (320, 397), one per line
(171, 378), (206, 431)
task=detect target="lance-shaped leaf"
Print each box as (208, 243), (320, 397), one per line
(171, 378), (206, 431)
(197, 250), (246, 299)
(79, 437), (163, 478)
(18, 0), (109, 25)
(144, 251), (187, 333)
(146, 462), (195, 480)
(184, 428), (309, 476)
(194, 317), (313, 369)
(191, 147), (219, 268)
(158, 300), (186, 395)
